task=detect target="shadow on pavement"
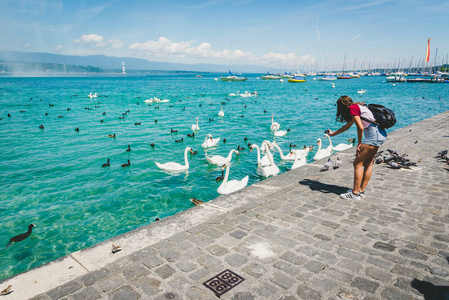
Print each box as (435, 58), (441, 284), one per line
(411, 279), (449, 300)
(298, 179), (348, 195)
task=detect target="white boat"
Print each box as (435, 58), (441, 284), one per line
(261, 72), (281, 80)
(221, 70), (247, 81)
(319, 75), (337, 81)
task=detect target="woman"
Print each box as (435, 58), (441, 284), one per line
(328, 96), (387, 200)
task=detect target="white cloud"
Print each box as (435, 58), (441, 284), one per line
(55, 45), (63, 52)
(129, 36), (315, 66)
(24, 43), (30, 48)
(74, 34), (123, 49)
(316, 26), (320, 40)
(350, 34), (361, 42)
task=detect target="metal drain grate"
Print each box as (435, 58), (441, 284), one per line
(203, 269), (245, 297)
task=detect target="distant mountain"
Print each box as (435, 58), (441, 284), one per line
(0, 51), (266, 73)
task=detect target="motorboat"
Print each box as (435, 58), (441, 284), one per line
(287, 76), (306, 83)
(261, 72), (281, 80)
(319, 75), (337, 81)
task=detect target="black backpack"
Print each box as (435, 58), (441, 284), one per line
(361, 104), (396, 129)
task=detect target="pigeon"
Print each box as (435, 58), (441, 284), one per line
(7, 224), (36, 247)
(111, 244), (121, 254)
(320, 158), (332, 171)
(0, 285), (12, 296)
(401, 161), (417, 167)
(388, 161), (402, 169)
(333, 157), (342, 169)
(437, 150), (448, 158)
(190, 197), (204, 206)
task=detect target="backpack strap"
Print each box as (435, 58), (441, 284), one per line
(360, 116), (380, 127)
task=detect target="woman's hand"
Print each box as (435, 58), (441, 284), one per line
(356, 144), (362, 156)
(327, 129), (334, 136)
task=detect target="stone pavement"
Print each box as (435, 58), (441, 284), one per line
(3, 111), (449, 300)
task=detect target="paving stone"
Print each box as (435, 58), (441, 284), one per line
(97, 275), (126, 293)
(278, 295), (297, 300)
(129, 247), (156, 261)
(154, 292), (181, 300)
(373, 242), (396, 251)
(337, 247), (366, 261)
(186, 286), (208, 299)
(29, 294), (52, 300)
(398, 248), (429, 260)
(136, 277), (161, 296)
(175, 260), (197, 272)
(189, 234), (214, 247)
(71, 286), (102, 300)
(225, 253), (248, 267)
(47, 280), (82, 300)
(270, 271), (294, 289)
(188, 267), (209, 280)
(122, 263), (150, 280)
(304, 261), (327, 273)
(273, 260), (301, 276)
(108, 285), (140, 300)
(430, 267), (449, 276)
(338, 259), (363, 272)
(231, 291), (256, 300)
(82, 268), (112, 286)
(142, 256), (164, 269)
(366, 256), (394, 269)
(324, 268), (353, 283)
(296, 245), (319, 257)
(243, 262), (267, 278)
(296, 284), (322, 300)
(366, 267), (393, 282)
(350, 277), (379, 294)
(381, 288), (414, 300)
(206, 244), (229, 256)
(391, 265), (421, 278)
(159, 249), (181, 262)
(254, 283), (278, 297)
(154, 264), (176, 279)
(315, 252), (338, 264)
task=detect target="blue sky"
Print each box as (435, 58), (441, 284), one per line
(1, 0), (448, 70)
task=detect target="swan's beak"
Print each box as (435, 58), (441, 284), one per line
(221, 164), (226, 170)
(250, 147), (253, 152)
(210, 137), (213, 141)
(190, 149), (194, 154)
(236, 151), (240, 155)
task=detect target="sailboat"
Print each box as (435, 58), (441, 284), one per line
(221, 70), (247, 81)
(220, 42), (247, 82)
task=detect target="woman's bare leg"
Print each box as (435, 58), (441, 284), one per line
(352, 144), (379, 194)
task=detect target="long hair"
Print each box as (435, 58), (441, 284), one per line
(336, 95), (365, 123)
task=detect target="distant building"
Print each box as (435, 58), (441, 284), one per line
(122, 61), (126, 74)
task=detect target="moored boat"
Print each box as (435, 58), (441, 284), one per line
(287, 76), (306, 83)
(221, 71), (247, 81)
(319, 75), (337, 81)
(261, 72), (281, 80)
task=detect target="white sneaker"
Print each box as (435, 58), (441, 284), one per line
(340, 191), (361, 200)
(347, 189), (366, 198)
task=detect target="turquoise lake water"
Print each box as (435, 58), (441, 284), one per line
(0, 74), (448, 280)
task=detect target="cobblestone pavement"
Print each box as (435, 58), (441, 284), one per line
(8, 112), (449, 299)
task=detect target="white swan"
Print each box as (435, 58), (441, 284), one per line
(357, 89), (366, 94)
(202, 134), (220, 148)
(291, 151), (307, 169)
(217, 162), (249, 195)
(313, 137), (333, 161)
(259, 140), (272, 166)
(270, 142), (295, 161)
(291, 146), (310, 159)
(228, 91), (239, 97)
(191, 118), (200, 131)
(206, 149), (239, 166)
(274, 128), (287, 137)
(155, 147), (193, 171)
(240, 91), (251, 98)
(251, 143), (280, 177)
(326, 134), (354, 152)
(218, 106), (224, 117)
(270, 115), (280, 131)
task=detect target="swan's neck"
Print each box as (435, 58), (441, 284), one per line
(184, 148), (190, 167)
(253, 145), (261, 164)
(226, 150), (235, 161)
(326, 135), (333, 148)
(266, 147), (275, 166)
(219, 164), (231, 190)
(317, 139), (322, 152)
(272, 144), (285, 159)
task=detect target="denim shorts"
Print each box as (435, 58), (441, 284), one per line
(363, 124), (387, 146)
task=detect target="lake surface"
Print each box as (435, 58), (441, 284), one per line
(1, 74), (448, 280)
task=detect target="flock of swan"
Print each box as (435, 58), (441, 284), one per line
(153, 109), (356, 196)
